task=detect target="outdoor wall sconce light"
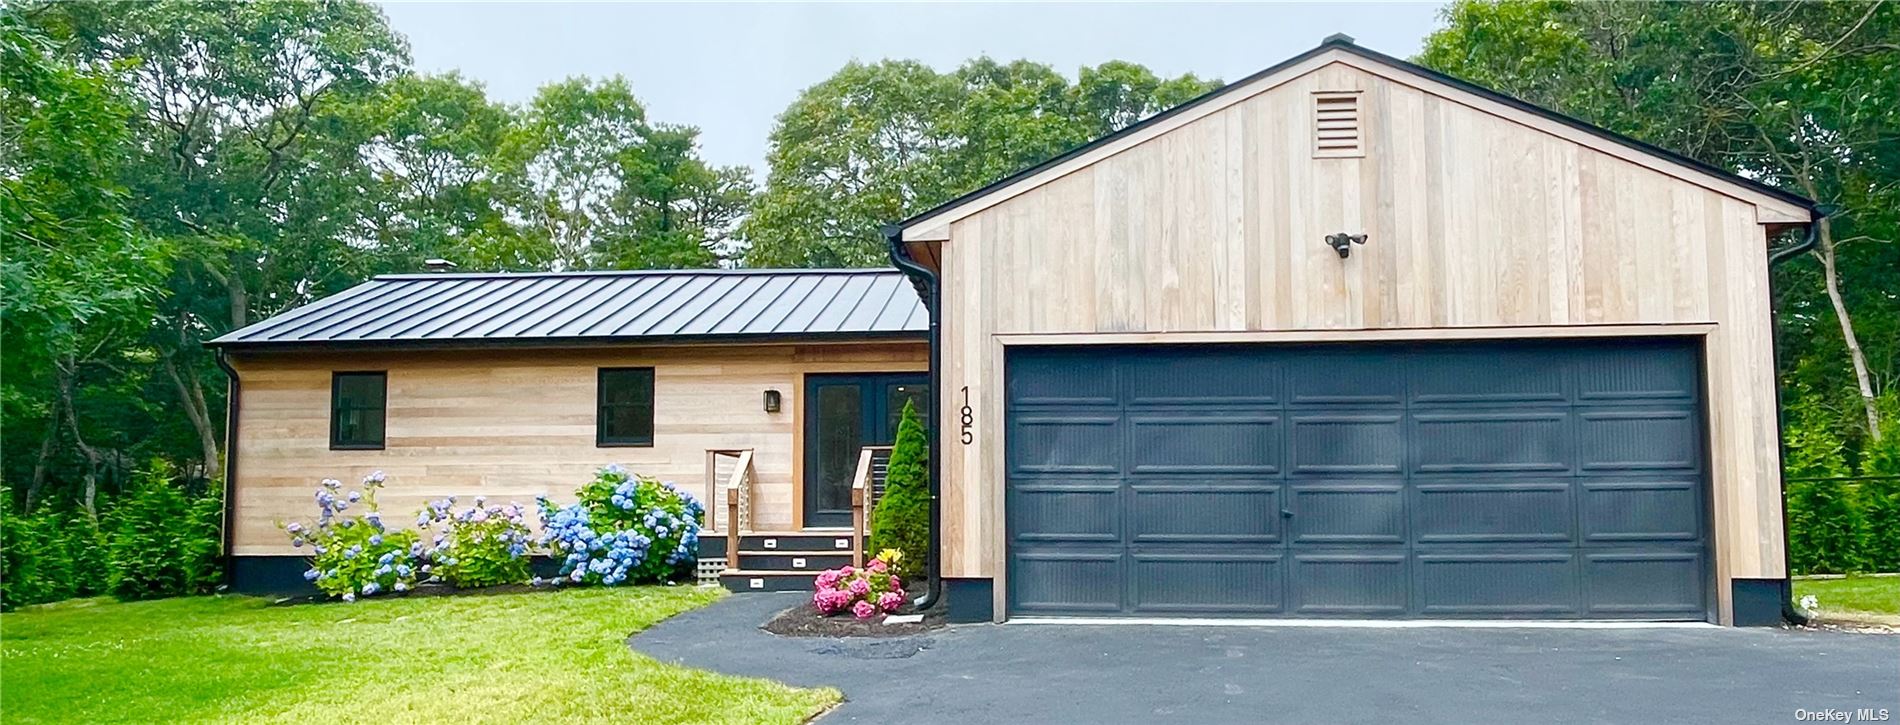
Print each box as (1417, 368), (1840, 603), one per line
(763, 389), (782, 413)
(1326, 232), (1368, 258)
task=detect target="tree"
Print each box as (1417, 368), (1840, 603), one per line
(869, 400), (930, 575)
(1, 11), (172, 510)
(1419, 0), (1899, 464)
(503, 77), (751, 270)
(743, 58), (1219, 267)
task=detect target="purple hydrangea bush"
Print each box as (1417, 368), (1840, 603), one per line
(415, 496), (532, 588)
(812, 549), (906, 619)
(535, 464), (704, 586)
(281, 472), (421, 601)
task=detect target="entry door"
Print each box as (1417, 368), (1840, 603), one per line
(804, 373), (929, 528)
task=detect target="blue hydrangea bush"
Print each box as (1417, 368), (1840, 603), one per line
(536, 465), (704, 586)
(415, 496), (532, 588)
(282, 472), (422, 601)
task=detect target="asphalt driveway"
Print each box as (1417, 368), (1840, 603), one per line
(630, 592), (1899, 724)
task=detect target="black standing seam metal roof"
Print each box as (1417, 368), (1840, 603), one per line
(896, 36), (1816, 231)
(208, 269), (928, 349)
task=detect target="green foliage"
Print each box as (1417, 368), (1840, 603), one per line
(104, 460), (222, 600)
(1786, 480), (1864, 575)
(415, 497), (533, 588)
(869, 400), (930, 574)
(286, 474), (421, 600)
(1857, 479), (1900, 573)
(1, 493), (76, 610)
(539, 466), (706, 585)
(743, 58), (1219, 267)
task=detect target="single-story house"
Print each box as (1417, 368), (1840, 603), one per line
(214, 36), (1818, 626)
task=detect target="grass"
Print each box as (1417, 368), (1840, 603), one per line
(0, 586), (838, 724)
(1794, 575), (1900, 626)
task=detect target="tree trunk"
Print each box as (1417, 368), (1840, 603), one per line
(166, 355), (223, 481)
(1813, 215), (1882, 441)
(227, 273), (249, 330)
(25, 408), (60, 512)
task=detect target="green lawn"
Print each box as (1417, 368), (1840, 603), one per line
(1794, 575), (1900, 625)
(1, 587), (836, 724)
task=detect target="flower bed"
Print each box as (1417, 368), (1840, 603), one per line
(278, 464), (704, 602)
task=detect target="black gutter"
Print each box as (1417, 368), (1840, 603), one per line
(204, 329), (928, 354)
(1767, 204), (1830, 626)
(884, 224), (943, 611)
(213, 349), (242, 587)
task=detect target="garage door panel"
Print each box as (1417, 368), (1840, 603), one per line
(1578, 410), (1700, 472)
(1290, 554), (1409, 615)
(1288, 484), (1406, 544)
(1290, 414), (1404, 474)
(1412, 412), (1570, 473)
(1132, 555), (1285, 614)
(1130, 484), (1282, 543)
(1009, 415), (1120, 473)
(1418, 553), (1580, 615)
(1012, 553), (1123, 613)
(1414, 482), (1574, 543)
(1583, 552), (1706, 615)
(1575, 345), (1700, 402)
(1127, 352), (1280, 405)
(1581, 480), (1702, 542)
(1412, 350), (1567, 405)
(1008, 352), (1119, 405)
(1011, 484), (1120, 542)
(1129, 414), (1280, 473)
(1287, 354), (1405, 405)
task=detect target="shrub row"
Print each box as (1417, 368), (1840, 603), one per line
(283, 465), (702, 601)
(1787, 477), (1900, 575)
(1, 461), (222, 611)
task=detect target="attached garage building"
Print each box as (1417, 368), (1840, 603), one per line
(888, 36), (1818, 625)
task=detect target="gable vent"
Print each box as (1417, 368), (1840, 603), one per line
(1312, 91), (1364, 158)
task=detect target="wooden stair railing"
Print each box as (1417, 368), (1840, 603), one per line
(849, 447), (874, 568)
(849, 445), (895, 568)
(705, 448), (755, 572)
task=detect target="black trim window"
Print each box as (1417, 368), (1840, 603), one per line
(330, 372), (387, 450)
(597, 367), (655, 447)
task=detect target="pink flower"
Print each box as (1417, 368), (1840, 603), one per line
(877, 591), (904, 612)
(889, 575), (903, 589)
(849, 578), (871, 595)
(852, 600), (877, 619)
(839, 565), (855, 577)
(867, 559), (888, 573)
(815, 570), (842, 588)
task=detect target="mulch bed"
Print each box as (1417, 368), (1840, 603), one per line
(761, 585), (947, 638)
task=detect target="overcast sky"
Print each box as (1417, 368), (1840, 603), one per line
(378, 2), (1445, 177)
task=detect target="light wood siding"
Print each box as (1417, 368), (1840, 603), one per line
(229, 343), (924, 555)
(934, 61), (1788, 623)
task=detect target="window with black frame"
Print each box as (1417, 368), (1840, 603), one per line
(330, 371), (387, 450)
(597, 367), (655, 447)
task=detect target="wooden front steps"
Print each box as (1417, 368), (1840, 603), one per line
(699, 531), (861, 592)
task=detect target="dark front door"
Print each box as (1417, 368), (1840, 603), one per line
(1005, 338), (1712, 620)
(805, 373), (929, 528)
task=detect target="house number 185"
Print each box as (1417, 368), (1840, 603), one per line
(959, 386), (975, 444)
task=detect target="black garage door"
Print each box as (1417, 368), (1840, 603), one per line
(1005, 338), (1711, 620)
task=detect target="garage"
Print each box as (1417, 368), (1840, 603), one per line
(1004, 338), (1712, 620)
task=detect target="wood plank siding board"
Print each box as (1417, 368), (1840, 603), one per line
(227, 343), (925, 555)
(922, 55), (1799, 626)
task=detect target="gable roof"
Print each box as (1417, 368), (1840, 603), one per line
(209, 269), (927, 351)
(897, 35), (1815, 240)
